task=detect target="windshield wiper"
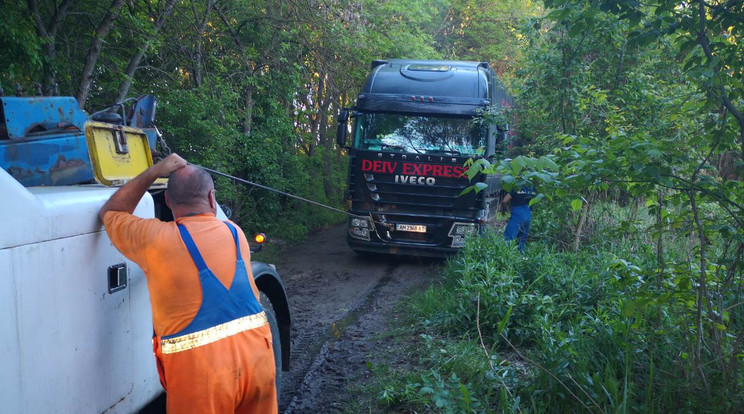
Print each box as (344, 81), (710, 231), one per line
(379, 143), (406, 151)
(427, 149), (461, 155)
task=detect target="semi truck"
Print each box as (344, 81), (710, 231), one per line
(336, 59), (514, 257)
(0, 93), (290, 413)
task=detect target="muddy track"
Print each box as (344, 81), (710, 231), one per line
(273, 224), (442, 413)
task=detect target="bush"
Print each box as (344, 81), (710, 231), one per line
(371, 222), (744, 413)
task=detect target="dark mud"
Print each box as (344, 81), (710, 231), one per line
(273, 224), (443, 413)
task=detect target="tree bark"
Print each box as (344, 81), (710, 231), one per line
(27, 0), (74, 95)
(572, 193), (591, 252)
(242, 86), (254, 135)
(317, 74), (336, 201)
(689, 188), (711, 391)
(115, 0), (178, 103)
(76, 0), (128, 108)
(214, 4), (256, 135)
(189, 0), (218, 88)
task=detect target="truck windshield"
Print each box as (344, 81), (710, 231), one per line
(353, 113), (486, 156)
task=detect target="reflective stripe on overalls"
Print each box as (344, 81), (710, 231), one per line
(159, 221), (266, 354)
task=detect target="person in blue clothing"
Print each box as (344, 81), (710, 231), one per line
(502, 185), (535, 251)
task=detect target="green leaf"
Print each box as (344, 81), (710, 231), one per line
(497, 306), (513, 335)
(621, 300), (636, 317)
(474, 182), (489, 193)
(571, 198), (583, 211)
(646, 149), (662, 159)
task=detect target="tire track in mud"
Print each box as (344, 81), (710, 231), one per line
(281, 262), (399, 413)
(273, 224), (441, 413)
(274, 225), (443, 414)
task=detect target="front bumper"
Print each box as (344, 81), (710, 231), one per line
(346, 234), (461, 258)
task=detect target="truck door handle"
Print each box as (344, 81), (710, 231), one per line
(108, 263), (128, 293)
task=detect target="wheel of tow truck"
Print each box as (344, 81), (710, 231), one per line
(259, 291), (283, 404)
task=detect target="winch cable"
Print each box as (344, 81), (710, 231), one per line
(196, 165), (349, 216)
(157, 135), (386, 227)
(193, 164), (390, 229)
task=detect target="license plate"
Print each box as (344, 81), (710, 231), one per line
(396, 224), (427, 233)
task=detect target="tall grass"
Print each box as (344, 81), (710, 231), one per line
(362, 201), (743, 413)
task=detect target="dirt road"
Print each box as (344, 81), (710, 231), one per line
(272, 223), (444, 413)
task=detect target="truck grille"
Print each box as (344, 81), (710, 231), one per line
(349, 168), (483, 216)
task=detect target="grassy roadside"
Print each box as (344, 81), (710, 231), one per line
(340, 223), (744, 413)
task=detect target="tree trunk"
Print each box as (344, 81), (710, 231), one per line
(214, 4), (257, 135)
(76, 0), (127, 108)
(243, 86), (254, 135)
(189, 0), (217, 88)
(572, 193), (591, 252)
(27, 0), (74, 95)
(318, 75), (335, 201)
(115, 0), (178, 102)
(655, 190), (665, 330)
(695, 0), (744, 159)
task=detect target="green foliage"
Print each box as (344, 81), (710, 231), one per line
(0, 2), (43, 83)
(4, 0), (456, 241)
(369, 221), (743, 413)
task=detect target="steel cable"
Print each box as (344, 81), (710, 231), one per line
(193, 164), (375, 222)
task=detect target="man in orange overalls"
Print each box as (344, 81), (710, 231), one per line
(99, 153), (277, 414)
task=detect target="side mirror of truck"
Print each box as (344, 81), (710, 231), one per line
(336, 109), (349, 148)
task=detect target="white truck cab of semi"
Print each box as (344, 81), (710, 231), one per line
(0, 172), (163, 413)
(0, 94), (290, 413)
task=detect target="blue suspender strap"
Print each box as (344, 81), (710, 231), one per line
(177, 224), (209, 272)
(223, 222), (242, 262)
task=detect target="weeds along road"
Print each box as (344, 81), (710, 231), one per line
(272, 223), (443, 413)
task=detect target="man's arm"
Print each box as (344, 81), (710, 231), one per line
(501, 193), (512, 205)
(98, 153), (187, 222)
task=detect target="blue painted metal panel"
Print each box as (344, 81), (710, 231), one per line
(0, 131), (94, 186)
(1, 96), (93, 187)
(129, 95), (157, 128)
(1, 97), (86, 139)
(128, 95), (158, 149)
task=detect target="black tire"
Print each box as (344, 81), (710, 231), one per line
(259, 292), (283, 403)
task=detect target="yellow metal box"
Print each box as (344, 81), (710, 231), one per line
(85, 122), (166, 187)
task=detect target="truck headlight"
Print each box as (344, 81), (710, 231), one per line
(448, 223), (478, 247)
(349, 217), (372, 241)
(351, 218), (370, 228)
(448, 223), (478, 236)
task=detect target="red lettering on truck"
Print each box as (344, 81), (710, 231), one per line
(362, 160), (398, 174)
(373, 161), (468, 178)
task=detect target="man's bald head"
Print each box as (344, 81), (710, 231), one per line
(166, 165), (214, 208)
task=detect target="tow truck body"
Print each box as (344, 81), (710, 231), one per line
(0, 94), (290, 413)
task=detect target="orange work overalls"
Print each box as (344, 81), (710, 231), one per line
(153, 222), (277, 414)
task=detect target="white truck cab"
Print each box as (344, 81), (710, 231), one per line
(0, 95), (290, 413)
